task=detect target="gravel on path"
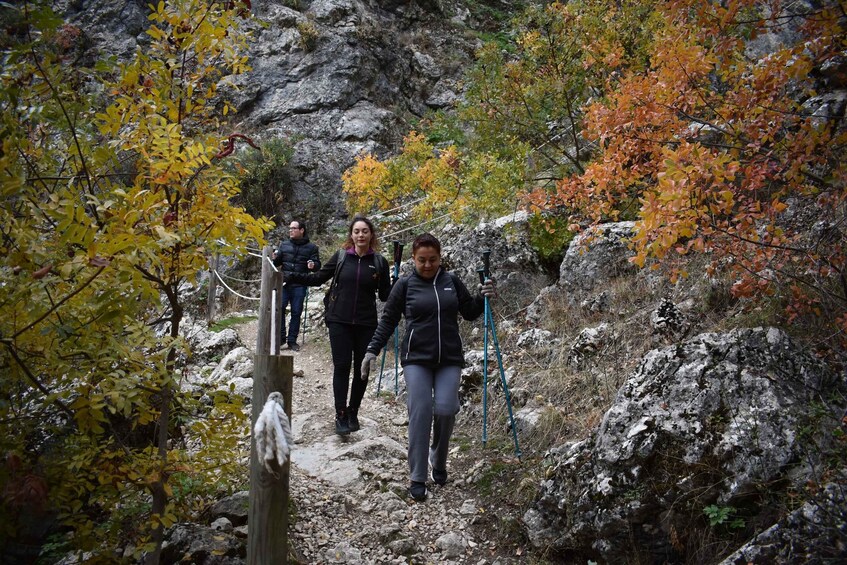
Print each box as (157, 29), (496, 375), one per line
(234, 319), (522, 564)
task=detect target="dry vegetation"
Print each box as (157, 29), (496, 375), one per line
(449, 250), (831, 560)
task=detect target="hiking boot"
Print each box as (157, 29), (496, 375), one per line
(408, 481), (427, 502)
(347, 407), (360, 432)
(335, 410), (350, 436)
(287, 342), (300, 351)
(430, 466), (447, 486)
(429, 455), (447, 485)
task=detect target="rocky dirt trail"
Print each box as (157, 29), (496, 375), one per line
(234, 318), (525, 565)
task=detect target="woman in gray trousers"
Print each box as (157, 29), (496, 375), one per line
(361, 233), (495, 501)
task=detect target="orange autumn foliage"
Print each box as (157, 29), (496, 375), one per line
(529, 0), (846, 329)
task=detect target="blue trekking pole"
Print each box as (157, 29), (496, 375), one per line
(377, 241), (404, 396)
(377, 340), (388, 396)
(479, 266), (490, 448)
(391, 241), (403, 395)
(478, 250), (522, 460)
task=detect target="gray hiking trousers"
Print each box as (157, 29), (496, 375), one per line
(404, 364), (461, 483)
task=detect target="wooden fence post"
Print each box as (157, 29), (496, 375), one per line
(248, 246), (290, 564)
(248, 355), (292, 564)
(207, 252), (219, 324)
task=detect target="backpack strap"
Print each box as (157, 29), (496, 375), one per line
(327, 250), (345, 294)
(399, 274), (409, 300)
(323, 250), (346, 308)
(333, 249), (346, 279)
(375, 253), (389, 280)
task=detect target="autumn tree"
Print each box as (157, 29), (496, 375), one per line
(530, 0), (846, 341)
(345, 0), (845, 338)
(0, 1), (268, 561)
(343, 0), (658, 244)
(343, 130), (525, 227)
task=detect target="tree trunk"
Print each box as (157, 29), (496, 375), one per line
(144, 299), (182, 565)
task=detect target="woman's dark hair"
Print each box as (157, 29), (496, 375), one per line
(342, 215), (379, 251)
(412, 233), (441, 255)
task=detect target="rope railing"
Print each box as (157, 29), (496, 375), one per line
(372, 196), (426, 219)
(206, 243), (276, 311)
(217, 272), (263, 284)
(214, 238), (265, 258)
(266, 255), (279, 273)
(213, 270), (261, 301)
(381, 211), (454, 239)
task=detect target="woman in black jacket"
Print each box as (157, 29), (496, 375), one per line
(361, 233), (495, 501)
(284, 216), (391, 435)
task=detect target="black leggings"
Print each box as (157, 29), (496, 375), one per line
(326, 322), (375, 412)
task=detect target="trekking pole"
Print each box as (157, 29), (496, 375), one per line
(377, 343), (388, 396)
(377, 241), (404, 396)
(392, 241), (403, 395)
(478, 266), (490, 448)
(478, 251), (522, 460)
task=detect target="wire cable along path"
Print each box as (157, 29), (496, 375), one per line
(212, 269), (261, 301)
(206, 242), (280, 321)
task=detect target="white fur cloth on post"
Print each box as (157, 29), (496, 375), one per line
(253, 391), (293, 476)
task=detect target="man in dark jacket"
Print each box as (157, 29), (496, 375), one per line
(272, 220), (320, 350)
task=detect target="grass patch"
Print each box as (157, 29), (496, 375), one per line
(475, 459), (508, 497)
(210, 315), (257, 332)
(451, 433), (474, 453)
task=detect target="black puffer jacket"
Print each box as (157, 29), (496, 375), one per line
(285, 248), (391, 327)
(272, 237), (321, 288)
(367, 268), (484, 368)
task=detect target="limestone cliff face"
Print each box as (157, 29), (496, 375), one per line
(61, 0), (490, 226)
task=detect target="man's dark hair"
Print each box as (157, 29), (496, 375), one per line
(291, 219), (307, 238)
(412, 233), (441, 255)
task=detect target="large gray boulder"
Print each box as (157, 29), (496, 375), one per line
(61, 0), (149, 61)
(558, 221), (637, 297)
(160, 523), (245, 564)
(523, 327), (845, 563)
(190, 327), (242, 364)
(209, 491), (250, 527)
(527, 221), (636, 322)
(719, 475), (847, 564)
